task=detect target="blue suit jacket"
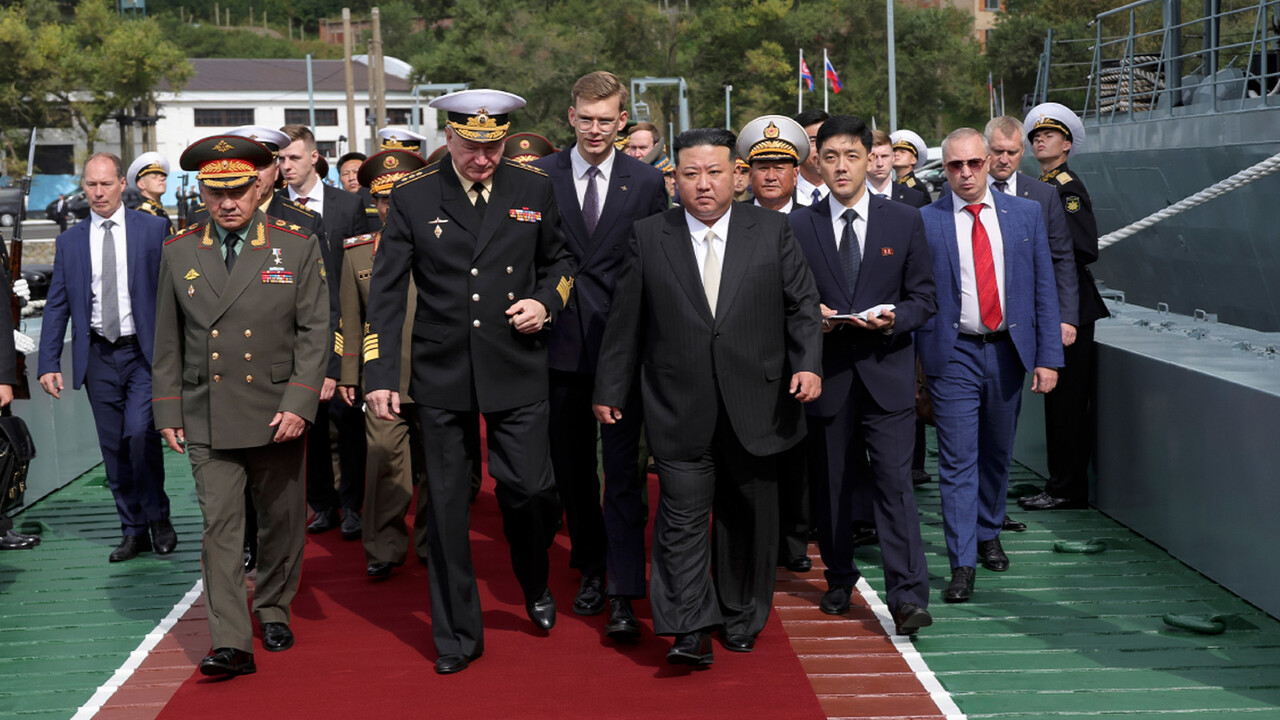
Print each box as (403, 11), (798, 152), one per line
(38, 209), (168, 389)
(790, 195), (936, 417)
(916, 191), (1063, 376)
(533, 147), (667, 374)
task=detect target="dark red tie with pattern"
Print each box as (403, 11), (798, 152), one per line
(964, 203), (1003, 331)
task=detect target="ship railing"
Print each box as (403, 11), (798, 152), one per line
(1035, 0), (1280, 122)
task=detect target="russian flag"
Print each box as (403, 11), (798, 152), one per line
(800, 58), (814, 92)
(824, 57), (843, 94)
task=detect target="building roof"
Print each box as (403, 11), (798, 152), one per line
(162, 58), (412, 93)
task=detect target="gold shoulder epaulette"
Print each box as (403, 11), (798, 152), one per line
(271, 222), (309, 239)
(364, 206), (379, 216)
(396, 167), (438, 188)
(1055, 171), (1074, 185)
(344, 233), (376, 249)
(284, 198), (317, 217)
(166, 223), (203, 245)
(506, 158), (548, 176)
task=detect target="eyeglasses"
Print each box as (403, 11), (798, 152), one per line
(945, 158), (986, 172)
(574, 117), (618, 131)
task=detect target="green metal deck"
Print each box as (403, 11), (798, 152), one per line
(2, 441), (1279, 718)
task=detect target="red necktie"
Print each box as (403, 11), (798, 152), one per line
(964, 204), (1003, 331)
(296, 197), (309, 205)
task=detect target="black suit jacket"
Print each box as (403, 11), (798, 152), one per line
(790, 195), (936, 417)
(1042, 163), (1109, 324)
(891, 183), (930, 209)
(595, 204), (822, 460)
(364, 157), (574, 413)
(532, 147), (667, 374)
(1011, 172), (1079, 327)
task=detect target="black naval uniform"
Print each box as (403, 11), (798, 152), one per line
(364, 156), (573, 661)
(138, 197), (174, 236)
(895, 171), (932, 203)
(1040, 163), (1109, 503)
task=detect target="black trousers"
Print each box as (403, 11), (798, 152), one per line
(416, 400), (561, 659)
(548, 370), (647, 597)
(776, 440), (811, 562)
(809, 371), (929, 613)
(305, 398), (367, 513)
(650, 404), (779, 638)
(1045, 322), (1096, 501)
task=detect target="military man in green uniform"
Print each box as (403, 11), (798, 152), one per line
(336, 147), (428, 578)
(152, 135), (329, 678)
(128, 151), (173, 234)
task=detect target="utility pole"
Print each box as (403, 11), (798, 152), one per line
(372, 8), (387, 143)
(343, 8), (357, 155)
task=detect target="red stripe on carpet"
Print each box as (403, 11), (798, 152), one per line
(153, 475), (828, 719)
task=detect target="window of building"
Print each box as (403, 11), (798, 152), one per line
(365, 108), (419, 126)
(315, 141), (338, 158)
(984, 0), (1001, 11)
(194, 108), (255, 127)
(284, 108), (339, 126)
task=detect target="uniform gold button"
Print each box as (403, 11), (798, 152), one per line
(472, 294), (480, 302)
(211, 329), (219, 338)
(244, 353), (252, 361)
(507, 292), (515, 300)
(472, 319), (481, 328)
(506, 266), (514, 274)
(470, 268), (479, 276)
(245, 375), (253, 383)
(213, 374), (221, 382)
(211, 352), (219, 360)
(244, 329), (252, 338)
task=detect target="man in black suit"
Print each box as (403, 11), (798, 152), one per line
(789, 115), (937, 635)
(364, 89), (573, 675)
(531, 72), (667, 639)
(594, 128), (823, 667)
(279, 124), (370, 541)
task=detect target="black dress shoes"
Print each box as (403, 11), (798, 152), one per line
(1018, 491), (1087, 510)
(604, 597), (640, 641)
(307, 507), (339, 534)
(525, 588), (556, 630)
(892, 602), (933, 636)
(367, 561), (401, 577)
(573, 573), (605, 616)
(435, 650), (482, 675)
(200, 647), (256, 677)
(820, 584), (854, 615)
(340, 508), (362, 540)
(109, 534), (151, 562)
(978, 538), (1009, 572)
(911, 469), (932, 485)
(261, 622), (294, 652)
(784, 555), (813, 573)
(1002, 514), (1027, 532)
(851, 523), (879, 547)
(150, 519), (178, 555)
(0, 529), (39, 550)
(944, 566), (975, 603)
(720, 632), (755, 653)
(667, 631), (713, 667)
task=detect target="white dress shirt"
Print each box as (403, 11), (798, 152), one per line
(89, 205), (135, 337)
(753, 197), (795, 214)
(950, 189), (1007, 333)
(827, 191), (870, 262)
(289, 176), (325, 217)
(988, 173), (1018, 196)
(795, 174), (826, 207)
(570, 145), (616, 210)
(866, 177), (894, 198)
(686, 208), (731, 286)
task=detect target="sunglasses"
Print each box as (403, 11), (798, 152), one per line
(945, 158), (986, 172)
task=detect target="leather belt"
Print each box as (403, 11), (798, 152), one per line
(961, 330), (1009, 344)
(91, 331), (140, 347)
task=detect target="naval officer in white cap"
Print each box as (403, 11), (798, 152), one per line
(890, 129), (932, 202)
(363, 89), (574, 674)
(127, 151), (172, 233)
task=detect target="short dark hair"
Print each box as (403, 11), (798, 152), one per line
(673, 128), (736, 167)
(816, 115), (872, 153)
(337, 152), (366, 167)
(793, 109), (830, 128)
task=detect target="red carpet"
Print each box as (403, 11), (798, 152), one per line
(156, 473), (826, 719)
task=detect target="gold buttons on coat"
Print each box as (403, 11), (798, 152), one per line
(470, 268), (479, 276)
(244, 329), (252, 338)
(472, 294), (480, 302)
(211, 352), (220, 360)
(507, 292), (515, 300)
(506, 266), (514, 274)
(211, 329), (219, 338)
(244, 353), (252, 361)
(472, 319), (481, 328)
(213, 374), (222, 382)
(245, 375), (253, 383)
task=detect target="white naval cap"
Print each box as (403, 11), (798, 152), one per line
(126, 152), (170, 189)
(429, 89), (526, 143)
(1024, 102), (1085, 152)
(890, 130), (928, 170)
(226, 126), (292, 155)
(736, 115), (810, 166)
(378, 127), (429, 151)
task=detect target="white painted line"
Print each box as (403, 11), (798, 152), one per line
(854, 576), (966, 719)
(70, 579), (204, 720)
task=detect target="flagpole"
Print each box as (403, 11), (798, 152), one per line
(798, 48), (804, 113)
(823, 48), (829, 113)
